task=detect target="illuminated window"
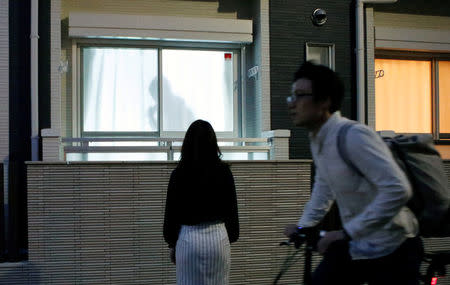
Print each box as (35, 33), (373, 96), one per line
(439, 61), (450, 135)
(375, 59), (432, 133)
(81, 45), (240, 138)
(83, 47), (159, 134)
(161, 49), (234, 133)
(375, 56), (450, 139)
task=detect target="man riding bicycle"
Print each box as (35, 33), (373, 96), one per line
(284, 61), (423, 285)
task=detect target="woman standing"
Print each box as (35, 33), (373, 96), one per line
(163, 120), (239, 285)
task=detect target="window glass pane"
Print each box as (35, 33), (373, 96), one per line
(249, 152), (269, 160)
(307, 46), (329, 67)
(375, 59), (432, 133)
(172, 152), (269, 161)
(162, 49), (234, 132)
(83, 47), (158, 133)
(439, 61), (450, 134)
(66, 152), (167, 161)
(221, 153), (249, 160)
(90, 142), (158, 146)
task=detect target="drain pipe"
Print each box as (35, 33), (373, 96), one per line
(30, 0), (39, 161)
(356, 0), (397, 123)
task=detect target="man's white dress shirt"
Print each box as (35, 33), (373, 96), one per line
(298, 112), (418, 260)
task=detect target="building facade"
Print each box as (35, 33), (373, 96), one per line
(0, 0), (449, 283)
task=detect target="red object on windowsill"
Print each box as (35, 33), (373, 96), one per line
(224, 53), (232, 60)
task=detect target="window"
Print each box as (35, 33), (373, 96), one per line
(438, 61), (450, 137)
(375, 52), (450, 140)
(306, 42), (335, 70)
(161, 49), (235, 134)
(82, 47), (159, 134)
(375, 59), (432, 133)
(80, 43), (241, 138)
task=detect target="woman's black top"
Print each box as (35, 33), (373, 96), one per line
(163, 162), (239, 248)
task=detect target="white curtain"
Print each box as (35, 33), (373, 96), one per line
(162, 49), (234, 132)
(83, 48), (234, 134)
(83, 47), (159, 133)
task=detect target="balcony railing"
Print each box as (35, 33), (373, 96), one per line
(41, 129), (291, 161)
(61, 137), (272, 161)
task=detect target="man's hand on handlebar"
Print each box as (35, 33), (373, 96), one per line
(284, 224), (299, 240)
(284, 225), (350, 254)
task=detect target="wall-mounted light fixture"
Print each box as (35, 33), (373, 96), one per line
(311, 8), (327, 26)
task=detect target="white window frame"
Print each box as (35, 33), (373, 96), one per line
(72, 38), (243, 139)
(305, 42), (335, 70)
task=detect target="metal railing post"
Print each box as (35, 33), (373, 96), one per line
(167, 141), (174, 161)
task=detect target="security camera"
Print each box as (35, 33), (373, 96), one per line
(311, 8), (327, 26)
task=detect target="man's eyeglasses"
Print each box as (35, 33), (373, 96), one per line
(286, 93), (313, 104)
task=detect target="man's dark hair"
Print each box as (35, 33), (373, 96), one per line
(293, 61), (344, 113)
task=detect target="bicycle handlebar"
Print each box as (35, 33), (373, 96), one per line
(281, 227), (325, 249)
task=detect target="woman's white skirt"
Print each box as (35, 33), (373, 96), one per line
(176, 222), (230, 285)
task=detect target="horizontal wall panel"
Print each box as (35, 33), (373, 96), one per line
(61, 0), (237, 19)
(374, 12), (450, 30)
(375, 26), (450, 51)
(376, 27), (450, 44)
(68, 12), (253, 43)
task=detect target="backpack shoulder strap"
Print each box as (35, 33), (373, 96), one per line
(337, 121), (363, 177)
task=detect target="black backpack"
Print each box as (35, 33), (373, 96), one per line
(337, 122), (450, 237)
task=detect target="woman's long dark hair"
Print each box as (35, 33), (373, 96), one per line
(178, 120), (222, 169)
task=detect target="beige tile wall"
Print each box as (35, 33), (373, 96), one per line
(23, 161), (316, 284)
